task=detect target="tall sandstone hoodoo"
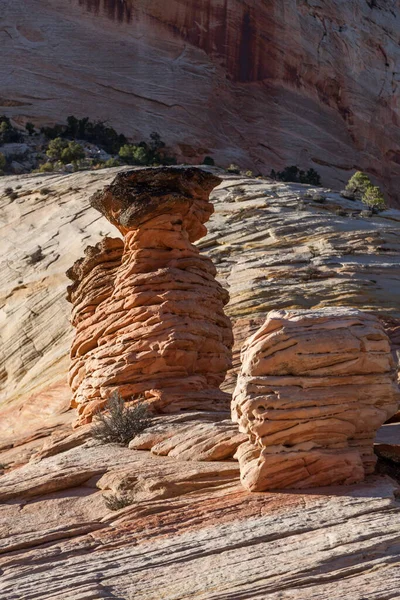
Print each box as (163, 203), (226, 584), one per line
(67, 167), (233, 426)
(232, 308), (400, 491)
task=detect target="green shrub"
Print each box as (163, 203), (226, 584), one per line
(104, 157), (122, 168)
(38, 162), (54, 173)
(202, 156), (215, 166)
(344, 171), (386, 210)
(119, 143), (150, 165)
(363, 185), (386, 210)
(345, 171), (371, 198)
(0, 152), (5, 174)
(91, 391), (151, 446)
(46, 138), (85, 164)
(0, 116), (22, 143)
(60, 141), (85, 164)
(119, 133), (176, 166)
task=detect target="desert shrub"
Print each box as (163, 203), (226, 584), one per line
(40, 187), (52, 195)
(226, 163), (240, 174)
(4, 186), (13, 195)
(25, 122), (35, 136)
(91, 391), (151, 446)
(103, 493), (134, 511)
(119, 143), (150, 165)
(41, 124), (65, 139)
(344, 171), (386, 210)
(8, 191), (18, 200)
(0, 152), (5, 174)
(119, 132), (176, 166)
(46, 138), (85, 164)
(60, 141), (85, 164)
(363, 185), (386, 210)
(104, 157), (122, 168)
(271, 165), (321, 186)
(0, 116), (22, 143)
(28, 247), (44, 264)
(344, 171), (371, 198)
(202, 156), (215, 166)
(39, 162), (54, 173)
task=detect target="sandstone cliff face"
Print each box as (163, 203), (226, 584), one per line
(233, 308), (400, 491)
(2, 1), (400, 204)
(67, 168), (232, 424)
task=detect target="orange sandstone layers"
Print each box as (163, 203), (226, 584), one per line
(232, 308), (400, 491)
(67, 168), (233, 425)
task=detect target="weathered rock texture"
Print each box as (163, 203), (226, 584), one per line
(2, 1), (400, 204)
(3, 169), (400, 443)
(67, 168), (233, 424)
(2, 170), (400, 599)
(232, 308), (400, 491)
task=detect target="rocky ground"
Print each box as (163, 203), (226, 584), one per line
(1, 167), (399, 599)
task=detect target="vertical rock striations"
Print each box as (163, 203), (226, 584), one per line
(232, 308), (400, 491)
(67, 167), (233, 426)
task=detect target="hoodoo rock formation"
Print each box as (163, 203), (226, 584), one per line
(67, 167), (233, 425)
(232, 308), (400, 491)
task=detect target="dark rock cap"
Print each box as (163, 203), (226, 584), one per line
(90, 167), (222, 233)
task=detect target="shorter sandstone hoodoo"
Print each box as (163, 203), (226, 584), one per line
(67, 167), (233, 425)
(232, 308), (400, 491)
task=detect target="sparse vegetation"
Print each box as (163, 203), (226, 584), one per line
(0, 115), (22, 144)
(0, 152), (5, 174)
(25, 122), (35, 136)
(226, 163), (240, 174)
(46, 138), (85, 164)
(28, 247), (45, 264)
(103, 493), (134, 511)
(91, 391), (151, 446)
(118, 132), (176, 166)
(40, 187), (52, 195)
(344, 171), (386, 210)
(38, 162), (54, 173)
(270, 166), (321, 186)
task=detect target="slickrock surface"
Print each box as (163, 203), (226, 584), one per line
(129, 411), (247, 461)
(67, 168), (233, 424)
(3, 1), (400, 205)
(1, 169), (400, 598)
(2, 168), (400, 440)
(0, 440), (399, 600)
(232, 308), (400, 491)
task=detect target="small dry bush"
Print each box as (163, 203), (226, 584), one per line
(91, 391), (151, 446)
(103, 493), (134, 511)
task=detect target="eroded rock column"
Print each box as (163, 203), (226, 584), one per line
(67, 168), (233, 425)
(232, 308), (400, 491)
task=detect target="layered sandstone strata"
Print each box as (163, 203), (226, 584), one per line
(67, 167), (233, 425)
(3, 1), (400, 205)
(232, 308), (400, 491)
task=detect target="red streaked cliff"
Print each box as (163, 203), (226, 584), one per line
(1, 0), (400, 204)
